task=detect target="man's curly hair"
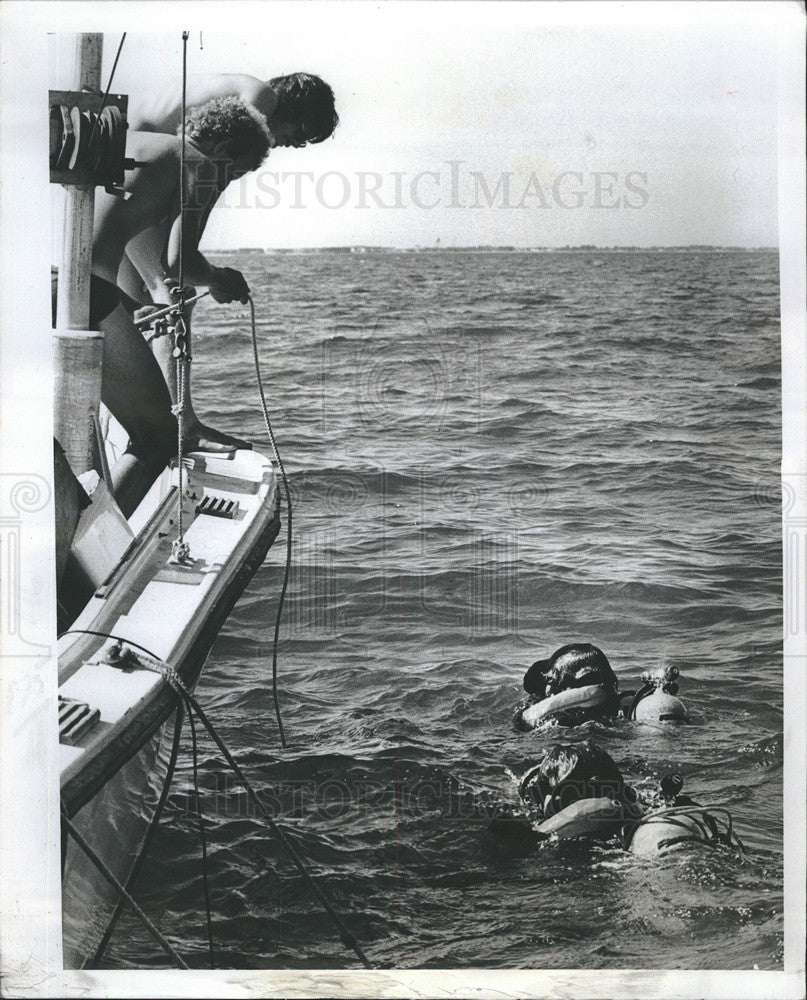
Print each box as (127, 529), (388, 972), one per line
(268, 73), (339, 143)
(183, 97), (270, 162)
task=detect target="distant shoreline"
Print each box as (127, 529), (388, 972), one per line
(209, 245), (778, 255)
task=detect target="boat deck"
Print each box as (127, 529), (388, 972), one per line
(58, 447), (280, 817)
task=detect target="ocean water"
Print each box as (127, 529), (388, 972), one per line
(107, 248), (783, 970)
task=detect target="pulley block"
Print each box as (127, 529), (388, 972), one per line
(49, 89), (131, 192)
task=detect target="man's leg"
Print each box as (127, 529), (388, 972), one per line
(148, 298), (252, 453)
(97, 302), (177, 517)
(123, 230), (252, 453)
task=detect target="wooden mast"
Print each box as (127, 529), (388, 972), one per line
(53, 33), (104, 476)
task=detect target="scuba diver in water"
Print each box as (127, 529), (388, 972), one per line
(484, 739), (744, 859)
(514, 643), (689, 729)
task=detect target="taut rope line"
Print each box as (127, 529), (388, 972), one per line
(61, 806), (191, 969)
(248, 295), (291, 749)
(58, 627), (372, 969)
(170, 29), (191, 563)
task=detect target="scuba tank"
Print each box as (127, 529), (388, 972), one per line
(628, 665), (688, 723)
(625, 804), (744, 857)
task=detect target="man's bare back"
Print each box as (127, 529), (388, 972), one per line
(128, 74), (276, 135)
(93, 132), (189, 284)
(127, 71), (338, 150)
(94, 129), (248, 301)
(84, 103), (269, 514)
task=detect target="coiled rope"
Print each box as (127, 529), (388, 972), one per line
(50, 33), (128, 182)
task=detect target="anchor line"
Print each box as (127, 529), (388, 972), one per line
(164, 668), (374, 969)
(248, 295), (291, 749)
(61, 805), (191, 969)
(57, 627), (373, 969)
(188, 704), (215, 967)
(88, 703), (185, 968)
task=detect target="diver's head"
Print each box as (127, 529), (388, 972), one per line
(519, 739), (629, 817)
(523, 643), (617, 697)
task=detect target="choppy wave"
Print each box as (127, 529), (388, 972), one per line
(106, 248), (783, 970)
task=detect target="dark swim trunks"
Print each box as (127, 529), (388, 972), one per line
(51, 267), (121, 328)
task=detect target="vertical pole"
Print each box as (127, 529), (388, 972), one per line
(53, 333), (105, 474)
(54, 34), (104, 476)
(56, 33), (102, 331)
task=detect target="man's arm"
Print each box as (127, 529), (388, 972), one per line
(164, 155), (250, 303)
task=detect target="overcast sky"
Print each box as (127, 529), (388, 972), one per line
(47, 2), (784, 249)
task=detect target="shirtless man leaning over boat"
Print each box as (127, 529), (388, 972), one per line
(127, 71), (338, 148)
(59, 98), (271, 516)
(120, 72), (338, 336)
(107, 74), (338, 509)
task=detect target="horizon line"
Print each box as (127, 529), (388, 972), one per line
(208, 243), (778, 253)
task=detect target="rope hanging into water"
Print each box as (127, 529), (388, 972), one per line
(248, 295), (291, 749)
(166, 669), (373, 969)
(61, 805), (190, 969)
(58, 627), (372, 969)
(88, 703), (185, 968)
(188, 704), (215, 966)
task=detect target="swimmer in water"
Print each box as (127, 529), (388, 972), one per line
(484, 740), (742, 858)
(514, 644), (689, 728)
(515, 643), (622, 729)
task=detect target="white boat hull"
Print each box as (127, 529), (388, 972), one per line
(59, 447), (280, 967)
(62, 721), (171, 967)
